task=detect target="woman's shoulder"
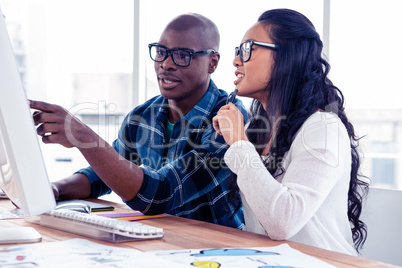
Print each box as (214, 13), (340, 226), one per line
(291, 111), (350, 156)
(300, 111), (346, 136)
(304, 110), (342, 125)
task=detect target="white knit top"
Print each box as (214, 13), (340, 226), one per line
(224, 112), (357, 255)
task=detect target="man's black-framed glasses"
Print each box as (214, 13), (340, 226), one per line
(235, 40), (278, 62)
(148, 43), (216, 67)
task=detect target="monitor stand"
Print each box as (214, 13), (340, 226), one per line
(0, 226), (42, 244)
(0, 208), (42, 244)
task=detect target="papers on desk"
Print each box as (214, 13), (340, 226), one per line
(0, 238), (185, 268)
(147, 243), (335, 268)
(0, 239), (334, 267)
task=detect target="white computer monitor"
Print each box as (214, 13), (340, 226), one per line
(0, 8), (56, 243)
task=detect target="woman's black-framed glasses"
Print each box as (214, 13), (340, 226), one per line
(235, 40), (278, 62)
(148, 43), (216, 67)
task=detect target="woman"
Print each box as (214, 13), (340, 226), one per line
(213, 9), (369, 255)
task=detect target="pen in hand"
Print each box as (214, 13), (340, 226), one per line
(215, 88), (238, 139)
(226, 88), (238, 105)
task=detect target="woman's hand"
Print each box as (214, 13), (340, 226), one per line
(213, 103), (248, 146)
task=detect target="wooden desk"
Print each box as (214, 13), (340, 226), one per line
(0, 199), (394, 267)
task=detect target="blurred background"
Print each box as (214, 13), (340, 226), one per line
(0, 0), (401, 191)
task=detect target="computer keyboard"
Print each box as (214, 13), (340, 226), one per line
(39, 209), (164, 242)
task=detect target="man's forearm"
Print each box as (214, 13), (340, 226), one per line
(78, 140), (144, 201)
(53, 173), (91, 200)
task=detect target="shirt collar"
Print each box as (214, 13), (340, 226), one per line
(183, 79), (219, 128)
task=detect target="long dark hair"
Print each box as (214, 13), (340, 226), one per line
(228, 9), (369, 252)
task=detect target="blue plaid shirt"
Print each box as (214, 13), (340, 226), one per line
(77, 80), (246, 229)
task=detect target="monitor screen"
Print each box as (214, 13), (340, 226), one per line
(0, 8), (56, 220)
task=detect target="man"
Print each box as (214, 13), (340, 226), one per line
(30, 13), (246, 229)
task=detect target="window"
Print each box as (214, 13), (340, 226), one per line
(2, 0), (401, 189)
(0, 0), (133, 180)
(330, 0), (402, 189)
(371, 142), (396, 186)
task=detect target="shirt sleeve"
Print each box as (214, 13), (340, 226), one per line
(74, 112), (141, 199)
(74, 166), (112, 198)
(124, 124), (231, 215)
(224, 113), (351, 240)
